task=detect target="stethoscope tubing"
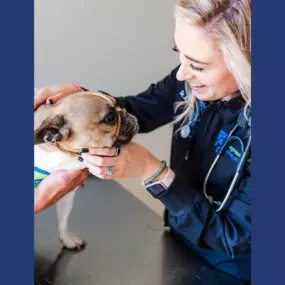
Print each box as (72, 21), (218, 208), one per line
(203, 124), (251, 212)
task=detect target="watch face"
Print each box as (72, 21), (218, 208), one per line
(146, 182), (166, 197)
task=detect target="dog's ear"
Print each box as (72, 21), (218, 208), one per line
(34, 115), (71, 145)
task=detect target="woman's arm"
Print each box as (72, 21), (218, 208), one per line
(34, 84), (82, 110)
(35, 66), (181, 133)
(33, 66), (181, 212)
(114, 66), (180, 133)
(87, 66), (180, 133)
(34, 169), (88, 213)
(157, 167), (251, 258)
(81, 141), (251, 257)
(81, 139), (251, 257)
(34, 87), (88, 213)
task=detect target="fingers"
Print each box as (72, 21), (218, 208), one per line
(34, 83), (80, 110)
(79, 148), (122, 179)
(39, 169), (88, 193)
(34, 88), (52, 110)
(49, 91), (70, 104)
(82, 153), (118, 168)
(34, 88), (64, 110)
(78, 183), (84, 190)
(86, 147), (118, 157)
(34, 169), (89, 213)
(77, 169), (89, 184)
(83, 159), (115, 179)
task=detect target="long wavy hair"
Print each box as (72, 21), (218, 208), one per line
(174, 0), (251, 130)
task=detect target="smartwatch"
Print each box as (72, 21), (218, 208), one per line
(145, 168), (175, 197)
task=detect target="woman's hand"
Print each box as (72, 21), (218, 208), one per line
(34, 83), (87, 214)
(34, 169), (89, 213)
(81, 142), (167, 182)
(34, 83), (83, 110)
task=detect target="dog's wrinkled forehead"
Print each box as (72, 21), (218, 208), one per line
(71, 91), (115, 104)
(56, 92), (116, 122)
(67, 91), (115, 105)
(89, 92), (115, 105)
(34, 91), (138, 149)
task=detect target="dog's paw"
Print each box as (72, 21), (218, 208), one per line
(59, 233), (86, 250)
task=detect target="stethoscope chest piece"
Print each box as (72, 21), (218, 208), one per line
(180, 125), (191, 138)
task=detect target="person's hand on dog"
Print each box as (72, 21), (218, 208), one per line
(34, 84), (87, 213)
(34, 169), (89, 213)
(34, 83), (83, 110)
(80, 142), (167, 182)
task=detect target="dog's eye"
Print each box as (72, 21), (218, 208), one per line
(103, 110), (117, 124)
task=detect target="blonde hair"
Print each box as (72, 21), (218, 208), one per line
(174, 0), (251, 130)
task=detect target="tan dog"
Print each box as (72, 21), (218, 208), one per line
(34, 91), (138, 249)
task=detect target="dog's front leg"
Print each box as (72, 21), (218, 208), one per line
(56, 188), (86, 250)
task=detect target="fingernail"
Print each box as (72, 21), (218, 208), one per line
(46, 98), (53, 105)
(78, 156), (84, 162)
(82, 148), (89, 153)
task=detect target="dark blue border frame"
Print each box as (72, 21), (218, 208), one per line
(252, 1), (285, 284)
(1, 1), (284, 284)
(0, 1), (34, 284)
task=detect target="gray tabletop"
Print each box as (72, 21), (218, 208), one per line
(35, 177), (245, 285)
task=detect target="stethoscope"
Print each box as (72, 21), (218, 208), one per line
(181, 107), (251, 212)
(203, 122), (251, 212)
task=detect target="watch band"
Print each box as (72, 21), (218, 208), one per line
(157, 167), (175, 189)
(143, 160), (167, 186)
(145, 167), (175, 197)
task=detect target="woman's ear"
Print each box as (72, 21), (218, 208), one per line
(34, 114), (71, 145)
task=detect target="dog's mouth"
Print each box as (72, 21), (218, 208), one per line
(113, 109), (139, 147)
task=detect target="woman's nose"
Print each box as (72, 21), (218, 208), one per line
(176, 60), (194, 82)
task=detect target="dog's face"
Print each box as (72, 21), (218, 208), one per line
(34, 92), (139, 152)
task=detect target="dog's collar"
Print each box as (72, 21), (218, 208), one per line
(56, 143), (82, 155)
(34, 166), (50, 189)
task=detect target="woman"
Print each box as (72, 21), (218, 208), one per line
(35, 0), (251, 282)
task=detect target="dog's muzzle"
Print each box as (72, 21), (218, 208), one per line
(113, 109), (139, 147)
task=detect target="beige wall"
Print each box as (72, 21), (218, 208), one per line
(35, 0), (178, 215)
